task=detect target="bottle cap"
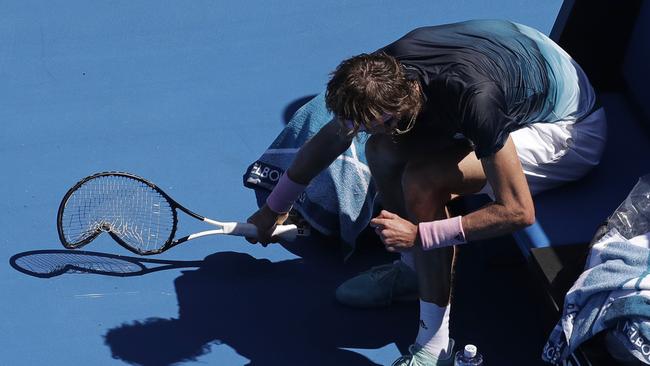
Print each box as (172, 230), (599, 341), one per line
(464, 344), (477, 358)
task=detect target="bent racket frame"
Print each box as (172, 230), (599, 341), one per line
(57, 171), (299, 255)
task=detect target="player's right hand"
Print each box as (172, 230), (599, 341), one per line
(245, 203), (289, 246)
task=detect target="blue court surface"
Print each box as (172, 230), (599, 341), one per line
(1, 1), (562, 365)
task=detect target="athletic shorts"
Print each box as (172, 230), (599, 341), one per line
(477, 105), (607, 198)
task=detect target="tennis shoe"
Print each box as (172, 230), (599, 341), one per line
(391, 340), (455, 366)
(335, 260), (418, 307)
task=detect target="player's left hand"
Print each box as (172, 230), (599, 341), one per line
(370, 210), (418, 253)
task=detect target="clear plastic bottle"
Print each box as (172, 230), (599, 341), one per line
(454, 344), (484, 365)
(607, 174), (650, 239)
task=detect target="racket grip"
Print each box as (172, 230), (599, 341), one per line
(270, 224), (299, 241)
(231, 223), (299, 241)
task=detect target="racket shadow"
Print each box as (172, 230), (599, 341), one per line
(9, 249), (202, 278)
(104, 249), (417, 366)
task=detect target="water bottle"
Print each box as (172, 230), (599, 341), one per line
(454, 344), (483, 365)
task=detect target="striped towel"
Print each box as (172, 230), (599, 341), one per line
(243, 92), (377, 256)
(543, 229), (650, 364)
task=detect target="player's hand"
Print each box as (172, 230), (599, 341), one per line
(370, 210), (418, 253)
(246, 204), (289, 246)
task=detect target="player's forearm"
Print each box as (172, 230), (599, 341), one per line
(286, 119), (353, 184)
(461, 201), (535, 242)
(459, 137), (535, 242)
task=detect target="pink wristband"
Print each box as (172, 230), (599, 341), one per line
(418, 216), (467, 250)
(266, 173), (307, 214)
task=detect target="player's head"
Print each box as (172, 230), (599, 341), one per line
(325, 52), (423, 136)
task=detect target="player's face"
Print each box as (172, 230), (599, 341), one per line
(341, 113), (411, 136)
(368, 114), (417, 136)
(364, 113), (395, 135)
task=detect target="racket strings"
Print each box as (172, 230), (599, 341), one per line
(60, 175), (175, 253)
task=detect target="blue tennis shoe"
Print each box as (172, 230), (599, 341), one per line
(335, 260), (418, 307)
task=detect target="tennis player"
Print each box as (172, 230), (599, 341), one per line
(246, 20), (606, 365)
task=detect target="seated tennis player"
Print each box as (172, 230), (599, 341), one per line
(246, 19), (606, 365)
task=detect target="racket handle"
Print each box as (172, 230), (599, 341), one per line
(230, 223), (299, 241)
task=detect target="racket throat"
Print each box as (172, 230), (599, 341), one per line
(203, 219), (257, 237)
(178, 221), (254, 243)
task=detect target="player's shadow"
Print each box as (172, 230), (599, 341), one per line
(103, 237), (415, 366)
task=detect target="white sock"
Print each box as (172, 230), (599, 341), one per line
(415, 300), (451, 359)
(400, 251), (416, 271)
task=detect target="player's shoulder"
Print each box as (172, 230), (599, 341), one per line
(404, 19), (515, 36)
(403, 20), (524, 51)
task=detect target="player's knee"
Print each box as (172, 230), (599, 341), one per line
(365, 134), (402, 174)
(401, 162), (450, 214)
(401, 161), (447, 197)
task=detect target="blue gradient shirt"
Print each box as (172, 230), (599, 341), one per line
(379, 19), (595, 158)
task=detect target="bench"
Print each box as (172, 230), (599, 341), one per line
(515, 0), (650, 364)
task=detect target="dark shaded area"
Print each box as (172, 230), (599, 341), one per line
(451, 237), (551, 366)
(553, 0), (643, 91)
(104, 237), (416, 366)
(100, 231), (555, 366)
(282, 94), (318, 125)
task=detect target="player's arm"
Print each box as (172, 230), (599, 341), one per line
(461, 136), (535, 240)
(247, 118), (353, 244)
(286, 118), (354, 184)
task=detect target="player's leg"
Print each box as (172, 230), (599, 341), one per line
(364, 133), (410, 218)
(403, 144), (485, 300)
(335, 133), (419, 307)
(336, 136), (484, 308)
(392, 143), (487, 365)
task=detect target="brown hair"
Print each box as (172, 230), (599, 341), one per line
(325, 52), (423, 135)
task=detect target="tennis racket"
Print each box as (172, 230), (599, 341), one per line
(57, 171), (301, 255)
